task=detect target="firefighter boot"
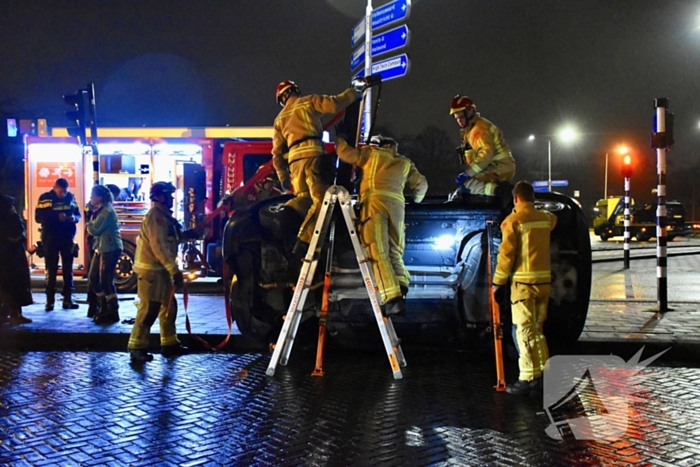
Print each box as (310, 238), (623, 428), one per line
(161, 343), (191, 358)
(506, 378), (542, 396)
(129, 349), (154, 363)
(384, 297), (406, 316)
(95, 297), (119, 324)
(87, 292), (100, 318)
(62, 294), (79, 310)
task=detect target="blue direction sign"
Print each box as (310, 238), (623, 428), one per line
(351, 25), (410, 71)
(351, 18), (365, 48)
(350, 0), (412, 47)
(372, 0), (411, 32)
(354, 53), (410, 82)
(532, 180), (569, 188)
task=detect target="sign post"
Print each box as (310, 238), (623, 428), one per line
(350, 0), (412, 142)
(651, 98), (674, 312)
(363, 0), (373, 142)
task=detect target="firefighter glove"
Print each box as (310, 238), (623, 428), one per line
(173, 271), (184, 287)
(493, 284), (506, 303)
(352, 77), (368, 93)
(455, 172), (470, 185)
(280, 179), (293, 193)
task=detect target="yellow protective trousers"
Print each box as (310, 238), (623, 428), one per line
(127, 270), (180, 349)
(285, 155), (335, 244)
(359, 195), (408, 303)
(462, 178), (498, 196)
(511, 282), (550, 381)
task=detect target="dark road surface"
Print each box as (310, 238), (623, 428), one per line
(1, 349), (699, 466)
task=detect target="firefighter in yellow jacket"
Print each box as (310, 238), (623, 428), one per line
(272, 79), (365, 257)
(449, 95), (516, 197)
(128, 182), (200, 363)
(335, 131), (428, 316)
(493, 181), (557, 395)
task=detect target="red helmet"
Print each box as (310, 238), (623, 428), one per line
(276, 80), (300, 106)
(449, 95), (475, 115)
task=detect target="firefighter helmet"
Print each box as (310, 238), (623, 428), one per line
(370, 135), (398, 150)
(449, 95), (476, 115)
(276, 80), (300, 106)
(150, 181), (176, 201)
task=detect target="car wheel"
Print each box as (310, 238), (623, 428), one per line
(114, 241), (137, 293)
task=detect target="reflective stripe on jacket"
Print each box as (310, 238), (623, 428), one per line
(272, 88), (359, 182)
(494, 202), (557, 286)
(335, 138), (428, 203)
(460, 115), (516, 182)
(34, 190), (81, 242)
(133, 203), (181, 276)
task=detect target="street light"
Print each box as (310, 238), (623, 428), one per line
(604, 145), (630, 198)
(529, 126), (580, 191)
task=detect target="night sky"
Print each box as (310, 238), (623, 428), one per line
(2, 0), (700, 213)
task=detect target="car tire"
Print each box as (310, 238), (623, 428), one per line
(114, 241), (137, 293)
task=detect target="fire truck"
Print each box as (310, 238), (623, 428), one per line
(24, 126), (286, 292)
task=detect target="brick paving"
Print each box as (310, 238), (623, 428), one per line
(1, 350), (699, 466)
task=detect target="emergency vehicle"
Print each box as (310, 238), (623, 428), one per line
(593, 196), (688, 242)
(24, 126), (289, 292)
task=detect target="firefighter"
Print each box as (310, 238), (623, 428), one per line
(86, 185), (123, 324)
(493, 181), (557, 395)
(35, 178), (82, 311)
(127, 182), (201, 363)
(335, 129), (428, 315)
(272, 79), (366, 257)
(449, 95), (516, 197)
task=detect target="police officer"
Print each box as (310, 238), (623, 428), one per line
(335, 130), (428, 315)
(272, 79), (364, 257)
(35, 178), (81, 311)
(127, 182), (201, 363)
(493, 181), (557, 395)
(449, 95), (516, 197)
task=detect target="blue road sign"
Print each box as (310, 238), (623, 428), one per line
(350, 0), (412, 47)
(354, 53), (410, 82)
(351, 25), (410, 71)
(372, 0), (411, 32)
(351, 18), (365, 48)
(532, 180), (569, 188)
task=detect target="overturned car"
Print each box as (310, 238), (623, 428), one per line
(223, 178), (591, 352)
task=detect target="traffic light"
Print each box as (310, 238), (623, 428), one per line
(621, 154), (633, 178)
(63, 89), (88, 145)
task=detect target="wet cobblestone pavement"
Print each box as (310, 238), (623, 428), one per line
(1, 350), (699, 466)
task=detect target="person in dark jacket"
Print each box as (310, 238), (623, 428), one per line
(85, 184), (122, 318)
(35, 178), (81, 311)
(0, 194), (33, 325)
(87, 185), (123, 324)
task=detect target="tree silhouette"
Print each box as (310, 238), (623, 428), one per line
(398, 125), (459, 196)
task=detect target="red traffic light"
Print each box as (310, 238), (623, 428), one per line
(621, 154), (633, 178)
